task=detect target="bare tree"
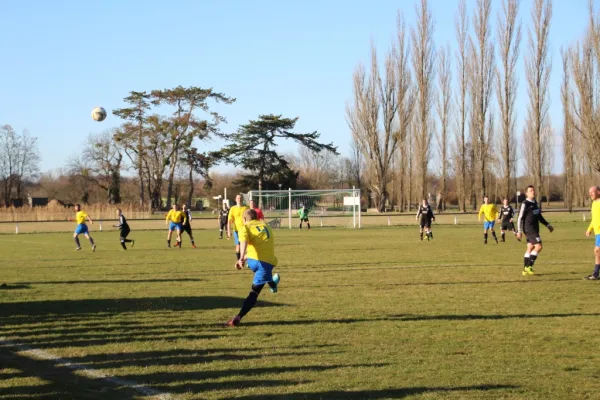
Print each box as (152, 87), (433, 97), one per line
(82, 131), (124, 204)
(0, 125), (40, 206)
(469, 0), (495, 200)
(561, 48), (574, 211)
(435, 44), (452, 211)
(454, 0), (469, 212)
(395, 12), (414, 212)
(347, 43), (399, 212)
(523, 0), (552, 197)
(496, 0), (521, 200)
(411, 0), (435, 200)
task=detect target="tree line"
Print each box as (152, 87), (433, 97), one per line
(348, 0), (600, 212)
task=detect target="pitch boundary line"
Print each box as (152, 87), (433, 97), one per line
(0, 337), (174, 399)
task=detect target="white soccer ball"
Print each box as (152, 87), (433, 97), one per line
(91, 106), (107, 122)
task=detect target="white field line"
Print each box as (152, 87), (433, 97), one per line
(0, 337), (174, 399)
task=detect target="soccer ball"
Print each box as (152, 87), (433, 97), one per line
(91, 107), (107, 122)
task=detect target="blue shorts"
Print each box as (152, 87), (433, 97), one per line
(234, 231), (240, 245)
(484, 221), (495, 230)
(247, 259), (274, 285)
(74, 224), (88, 235)
(169, 221), (182, 231)
(596, 234), (600, 247)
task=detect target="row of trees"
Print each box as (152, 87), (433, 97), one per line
(347, 0), (561, 212)
(62, 86), (337, 210)
(0, 125), (40, 207)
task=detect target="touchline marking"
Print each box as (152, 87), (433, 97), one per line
(0, 338), (173, 399)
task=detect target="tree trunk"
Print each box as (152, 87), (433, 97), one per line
(187, 164), (194, 209)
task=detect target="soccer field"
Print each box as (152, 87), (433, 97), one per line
(1, 222), (600, 399)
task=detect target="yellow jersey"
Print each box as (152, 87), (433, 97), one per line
(478, 204), (498, 222)
(228, 205), (249, 232)
(238, 220), (278, 266)
(166, 210), (186, 224)
(587, 200), (600, 235)
(75, 211), (88, 225)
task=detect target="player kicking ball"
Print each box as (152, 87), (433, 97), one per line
(72, 204), (96, 252)
(226, 209), (280, 327)
(516, 185), (554, 276)
(416, 199), (435, 241)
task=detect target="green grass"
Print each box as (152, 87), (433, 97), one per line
(1, 220), (600, 399)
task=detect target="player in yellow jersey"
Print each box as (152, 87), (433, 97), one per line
(73, 204), (96, 251)
(478, 196), (499, 244)
(227, 194), (249, 261)
(226, 209), (280, 327)
(585, 186), (600, 280)
(165, 204), (186, 248)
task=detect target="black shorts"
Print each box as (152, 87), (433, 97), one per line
(182, 224), (192, 235)
(420, 219), (431, 229)
(120, 227), (130, 239)
(525, 232), (542, 245)
(220, 220), (227, 230)
(300, 217), (309, 222)
(501, 221), (515, 231)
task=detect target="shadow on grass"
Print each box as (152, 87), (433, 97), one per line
(1, 296), (285, 318)
(14, 278), (203, 285)
(241, 312), (600, 327)
(219, 384), (519, 399)
(0, 283), (31, 290)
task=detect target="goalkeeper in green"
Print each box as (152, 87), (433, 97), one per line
(298, 205), (311, 230)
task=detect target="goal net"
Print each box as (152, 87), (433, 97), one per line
(245, 189), (361, 229)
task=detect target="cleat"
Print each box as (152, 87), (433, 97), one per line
(225, 315), (241, 327)
(484, 240), (487, 244)
(92, 244), (96, 252)
(167, 244), (171, 248)
(522, 269), (528, 276)
(192, 244), (197, 248)
(131, 240), (135, 248)
(584, 275), (599, 280)
(75, 247), (82, 251)
(270, 273), (280, 293)
(526, 266), (534, 275)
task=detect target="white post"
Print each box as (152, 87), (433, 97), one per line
(358, 189), (361, 229)
(320, 217), (323, 227)
(352, 186), (356, 229)
(99, 220), (102, 231)
(288, 188), (292, 230)
(15, 223), (18, 234)
(584, 214), (586, 222)
(388, 216), (391, 226)
(224, 187), (227, 204)
(454, 217), (457, 225)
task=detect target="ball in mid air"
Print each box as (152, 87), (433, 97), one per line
(91, 106), (107, 122)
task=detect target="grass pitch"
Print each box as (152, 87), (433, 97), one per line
(1, 220), (600, 399)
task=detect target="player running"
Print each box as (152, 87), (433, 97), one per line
(516, 185), (554, 276)
(114, 209), (134, 250)
(498, 198), (518, 242)
(73, 204), (96, 252)
(298, 205), (310, 230)
(416, 199), (435, 241)
(226, 208), (280, 327)
(228, 194), (249, 261)
(478, 196), (499, 244)
(181, 204), (196, 248)
(218, 202), (230, 239)
(165, 204), (186, 248)
(584, 186), (600, 280)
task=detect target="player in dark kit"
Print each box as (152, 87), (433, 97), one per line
(181, 204), (196, 248)
(218, 203), (230, 239)
(114, 209), (134, 250)
(416, 199), (435, 241)
(498, 198), (518, 242)
(516, 185), (554, 275)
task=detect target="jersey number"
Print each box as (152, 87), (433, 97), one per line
(255, 226), (270, 238)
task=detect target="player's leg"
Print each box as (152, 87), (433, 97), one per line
(428, 223), (433, 239)
(419, 224), (424, 241)
(219, 221), (225, 239)
(483, 224), (489, 244)
(500, 223), (506, 242)
(587, 243), (600, 279)
(186, 226), (196, 248)
(167, 225), (173, 248)
(307, 218), (311, 230)
(528, 242), (543, 269)
(175, 227), (182, 248)
(523, 242), (535, 275)
(491, 226), (498, 243)
(84, 232), (96, 252)
(73, 232), (81, 250)
(267, 272), (280, 293)
(227, 283), (265, 326)
(299, 219), (303, 229)
(234, 231), (241, 260)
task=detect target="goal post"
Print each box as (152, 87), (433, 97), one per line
(245, 188), (361, 229)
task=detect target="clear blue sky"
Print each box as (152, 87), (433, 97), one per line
(0, 0), (593, 175)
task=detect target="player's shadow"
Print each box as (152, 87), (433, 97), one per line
(0, 296), (285, 319)
(14, 278), (203, 285)
(0, 283), (31, 290)
(218, 384), (519, 399)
